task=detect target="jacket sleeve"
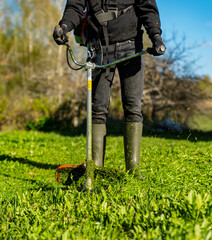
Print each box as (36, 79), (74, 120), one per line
(136, 0), (162, 38)
(59, 0), (86, 32)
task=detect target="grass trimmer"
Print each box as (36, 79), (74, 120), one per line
(55, 42), (149, 191)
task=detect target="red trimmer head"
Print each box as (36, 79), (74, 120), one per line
(55, 161), (86, 184)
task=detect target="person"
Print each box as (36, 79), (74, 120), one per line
(53, 0), (166, 179)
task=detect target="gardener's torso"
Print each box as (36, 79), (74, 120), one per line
(88, 0), (141, 44)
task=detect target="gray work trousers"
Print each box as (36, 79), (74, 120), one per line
(92, 39), (144, 124)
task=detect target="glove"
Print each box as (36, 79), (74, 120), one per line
(148, 34), (166, 56)
(53, 24), (69, 45)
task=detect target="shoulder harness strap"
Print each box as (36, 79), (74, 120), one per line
(88, 0), (133, 72)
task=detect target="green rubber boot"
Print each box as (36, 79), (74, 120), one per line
(92, 124), (106, 167)
(124, 122), (145, 180)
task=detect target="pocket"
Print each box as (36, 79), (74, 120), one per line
(116, 40), (136, 59)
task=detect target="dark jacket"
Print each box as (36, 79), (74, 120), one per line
(59, 0), (162, 44)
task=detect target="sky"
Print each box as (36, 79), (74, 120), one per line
(157, 0), (212, 79)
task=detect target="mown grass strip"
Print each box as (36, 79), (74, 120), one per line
(0, 130), (211, 239)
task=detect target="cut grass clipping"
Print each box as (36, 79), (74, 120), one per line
(0, 130), (211, 239)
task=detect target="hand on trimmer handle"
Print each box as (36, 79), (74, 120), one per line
(53, 24), (69, 45)
(148, 34), (166, 56)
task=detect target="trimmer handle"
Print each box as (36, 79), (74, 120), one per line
(55, 25), (64, 37)
(147, 45), (166, 56)
(53, 25), (69, 45)
(65, 43), (150, 70)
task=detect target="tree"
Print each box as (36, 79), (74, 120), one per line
(0, 2), (211, 130)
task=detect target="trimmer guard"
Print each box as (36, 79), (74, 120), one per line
(56, 162), (86, 183)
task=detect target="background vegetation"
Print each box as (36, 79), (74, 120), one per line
(0, 0), (212, 132)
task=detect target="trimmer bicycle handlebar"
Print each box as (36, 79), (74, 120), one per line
(65, 43), (149, 70)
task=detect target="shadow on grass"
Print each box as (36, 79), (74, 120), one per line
(0, 154), (59, 170)
(57, 167), (127, 191)
(38, 118), (212, 142)
(1, 173), (37, 183)
(0, 173), (62, 197)
(37, 118), (124, 137)
(143, 127), (212, 142)
(0, 154), (127, 188)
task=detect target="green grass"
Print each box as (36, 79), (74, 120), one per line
(0, 130), (211, 239)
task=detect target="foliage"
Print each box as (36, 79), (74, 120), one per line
(142, 35), (211, 124)
(187, 115), (212, 132)
(0, 1), (211, 130)
(0, 130), (211, 239)
(0, 97), (55, 130)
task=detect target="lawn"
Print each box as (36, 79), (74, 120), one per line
(0, 130), (211, 239)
